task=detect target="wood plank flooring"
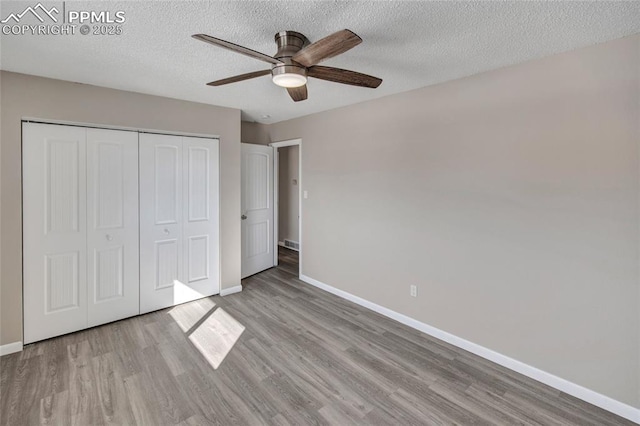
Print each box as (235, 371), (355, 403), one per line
(1, 247), (634, 425)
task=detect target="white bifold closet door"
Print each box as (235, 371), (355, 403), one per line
(86, 128), (139, 327)
(23, 123), (139, 344)
(139, 133), (220, 314)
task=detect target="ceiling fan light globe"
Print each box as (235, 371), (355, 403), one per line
(272, 73), (307, 88)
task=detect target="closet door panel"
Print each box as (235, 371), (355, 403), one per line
(139, 133), (184, 313)
(23, 123), (88, 344)
(86, 128), (139, 327)
(182, 137), (220, 297)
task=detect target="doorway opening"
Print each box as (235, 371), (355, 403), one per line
(270, 139), (302, 278)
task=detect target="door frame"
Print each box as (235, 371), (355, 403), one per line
(21, 116), (221, 139)
(269, 138), (302, 277)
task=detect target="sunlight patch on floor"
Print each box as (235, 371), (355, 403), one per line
(188, 307), (245, 369)
(168, 295), (217, 333)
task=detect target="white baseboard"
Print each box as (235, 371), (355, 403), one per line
(220, 285), (243, 297)
(0, 341), (23, 356)
(299, 274), (640, 423)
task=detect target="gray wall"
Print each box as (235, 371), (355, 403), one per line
(241, 121), (271, 145)
(278, 145), (300, 244)
(0, 71), (242, 346)
(269, 35), (640, 407)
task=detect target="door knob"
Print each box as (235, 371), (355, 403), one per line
(241, 214), (247, 220)
(105, 234), (112, 241)
(164, 228), (170, 234)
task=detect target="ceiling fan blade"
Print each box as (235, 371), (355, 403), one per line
(206, 70), (271, 86)
(193, 34), (282, 65)
(292, 29), (362, 67)
(308, 66), (382, 88)
(287, 85), (308, 102)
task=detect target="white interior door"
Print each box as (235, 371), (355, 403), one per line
(241, 143), (274, 278)
(139, 133), (219, 313)
(86, 128), (139, 327)
(23, 123), (88, 344)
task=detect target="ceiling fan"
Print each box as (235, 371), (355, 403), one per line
(192, 29), (382, 102)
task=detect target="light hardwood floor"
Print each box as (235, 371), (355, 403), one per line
(0, 247), (634, 425)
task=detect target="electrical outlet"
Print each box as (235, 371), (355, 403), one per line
(410, 285), (417, 297)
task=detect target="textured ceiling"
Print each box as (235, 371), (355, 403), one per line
(1, 1), (639, 123)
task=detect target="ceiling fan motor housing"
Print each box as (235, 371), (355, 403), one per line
(271, 61), (307, 79)
(272, 31), (309, 82)
(274, 31), (309, 59)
